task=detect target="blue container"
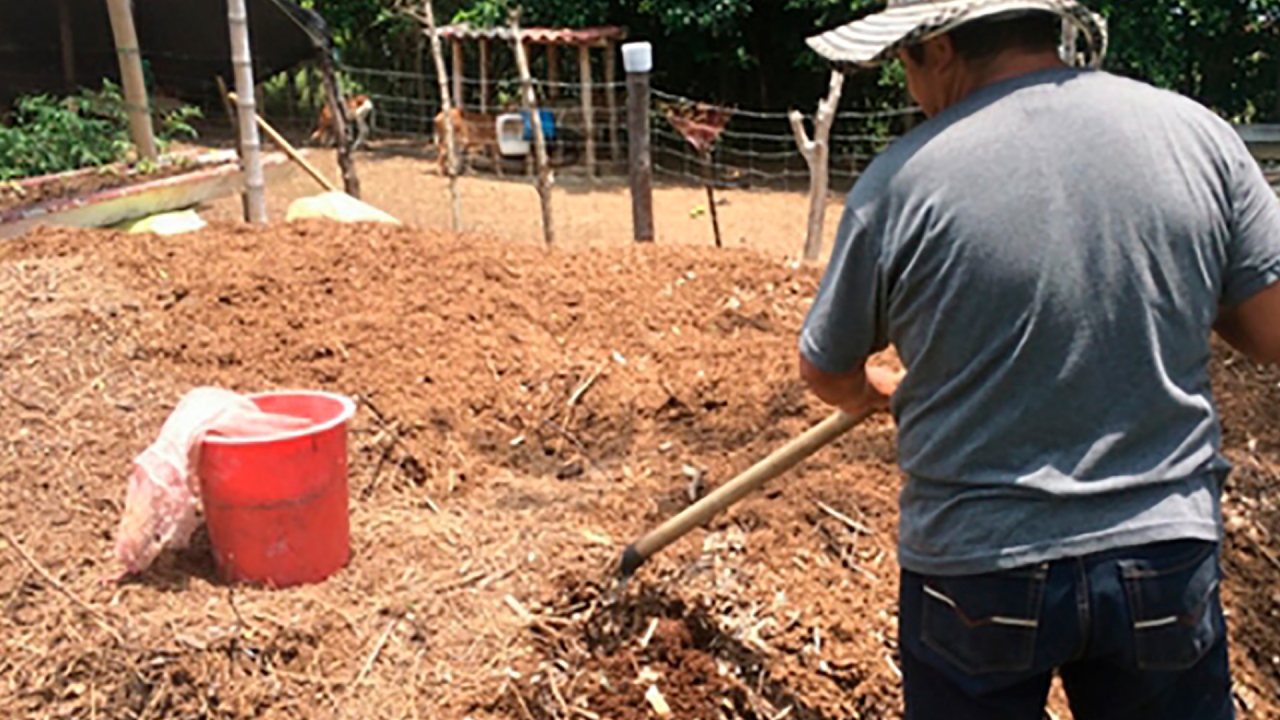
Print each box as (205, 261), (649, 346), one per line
(521, 109), (557, 140)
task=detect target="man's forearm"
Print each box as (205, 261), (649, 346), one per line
(800, 355), (883, 416)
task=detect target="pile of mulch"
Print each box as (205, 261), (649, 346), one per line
(0, 222), (1276, 720)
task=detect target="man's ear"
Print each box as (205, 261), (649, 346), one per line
(923, 33), (959, 70)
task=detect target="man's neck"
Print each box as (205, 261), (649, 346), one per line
(935, 50), (1068, 114)
(968, 50), (1068, 95)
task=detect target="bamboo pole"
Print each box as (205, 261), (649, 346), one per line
(790, 69), (844, 261)
(104, 0), (158, 161)
(511, 11), (554, 245)
(226, 0), (266, 222)
(423, 1), (462, 231)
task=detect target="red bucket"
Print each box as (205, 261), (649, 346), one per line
(198, 391), (355, 588)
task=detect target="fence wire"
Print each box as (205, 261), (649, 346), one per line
(263, 64), (920, 192)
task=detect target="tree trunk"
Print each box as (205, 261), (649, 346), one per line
(422, 0), (462, 231)
(316, 48), (361, 198)
(511, 12), (555, 245)
(790, 70), (844, 261)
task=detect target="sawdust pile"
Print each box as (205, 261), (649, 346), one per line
(1, 222), (1276, 719)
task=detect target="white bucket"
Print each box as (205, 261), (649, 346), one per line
(497, 113), (530, 157)
(621, 42), (652, 74)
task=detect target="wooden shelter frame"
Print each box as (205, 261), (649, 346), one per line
(438, 24), (627, 177)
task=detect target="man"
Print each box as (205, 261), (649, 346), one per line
(798, 2), (1280, 719)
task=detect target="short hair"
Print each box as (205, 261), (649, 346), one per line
(906, 10), (1062, 64)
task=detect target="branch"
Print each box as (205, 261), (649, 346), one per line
(1, 528), (125, 644)
(789, 110), (816, 165)
(815, 70), (844, 134)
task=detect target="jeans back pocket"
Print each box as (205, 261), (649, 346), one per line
(1119, 540), (1222, 672)
(920, 565), (1048, 675)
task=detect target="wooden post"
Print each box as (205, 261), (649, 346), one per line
(547, 44), (559, 100)
(307, 61), (321, 114)
(1059, 19), (1078, 65)
(283, 69), (298, 122)
(624, 43), (654, 243)
(226, 0), (267, 222)
(579, 45), (595, 180)
(316, 47), (361, 198)
(789, 69), (843, 261)
(105, 0), (158, 162)
(703, 153), (722, 248)
(215, 76), (249, 218)
(417, 31), (427, 127)
(423, 0), (461, 231)
(451, 38), (464, 109)
(57, 0), (76, 90)
(605, 40), (620, 170)
(511, 12), (555, 245)
(479, 38), (490, 114)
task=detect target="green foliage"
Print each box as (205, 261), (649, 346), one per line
(1091, 0), (1280, 121)
(303, 0), (1280, 122)
(158, 105), (202, 143)
(0, 81), (204, 181)
(0, 85), (130, 181)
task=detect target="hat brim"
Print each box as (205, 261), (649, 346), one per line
(806, 0), (1107, 68)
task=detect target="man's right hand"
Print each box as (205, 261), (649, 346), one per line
(800, 355), (903, 418)
(867, 365), (906, 399)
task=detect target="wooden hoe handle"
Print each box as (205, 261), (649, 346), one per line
(227, 91), (338, 193)
(618, 408), (871, 580)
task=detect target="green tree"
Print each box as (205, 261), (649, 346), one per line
(1093, 0), (1280, 121)
(304, 0), (1280, 121)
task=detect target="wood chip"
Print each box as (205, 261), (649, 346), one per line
(644, 685), (671, 717)
(814, 500), (873, 535)
(504, 594), (533, 621)
(638, 617), (660, 649)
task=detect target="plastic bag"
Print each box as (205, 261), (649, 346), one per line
(285, 191), (401, 225)
(114, 387), (311, 575)
(118, 209), (207, 235)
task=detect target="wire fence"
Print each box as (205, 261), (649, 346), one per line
(257, 63), (920, 193)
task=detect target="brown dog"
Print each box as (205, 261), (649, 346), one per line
(434, 107), (501, 174)
(311, 94), (375, 149)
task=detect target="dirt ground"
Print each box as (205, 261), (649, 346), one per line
(197, 143), (847, 260)
(2, 187), (1280, 717)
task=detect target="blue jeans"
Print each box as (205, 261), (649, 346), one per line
(899, 539), (1233, 720)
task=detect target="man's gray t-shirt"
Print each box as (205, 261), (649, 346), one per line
(800, 67), (1280, 576)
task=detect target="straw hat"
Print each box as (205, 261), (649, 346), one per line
(806, 0), (1108, 69)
